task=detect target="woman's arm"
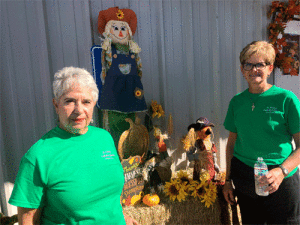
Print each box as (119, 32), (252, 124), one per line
(17, 207), (41, 225)
(265, 132), (300, 194)
(281, 132), (300, 173)
(223, 131), (237, 205)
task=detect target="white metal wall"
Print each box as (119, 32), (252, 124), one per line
(1, 0), (276, 215)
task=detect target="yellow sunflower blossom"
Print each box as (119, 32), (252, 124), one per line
(164, 179), (188, 202)
(116, 9), (124, 19)
(191, 180), (207, 200)
(175, 170), (196, 192)
(187, 180), (200, 192)
(176, 170), (190, 184)
(201, 182), (217, 208)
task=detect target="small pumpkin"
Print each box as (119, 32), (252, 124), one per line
(142, 194), (160, 206)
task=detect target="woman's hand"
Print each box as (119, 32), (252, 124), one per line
(223, 181), (236, 205)
(261, 167), (284, 194)
(124, 213), (139, 225)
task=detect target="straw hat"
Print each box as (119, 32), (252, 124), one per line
(98, 6), (137, 35)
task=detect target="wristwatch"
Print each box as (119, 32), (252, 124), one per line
(279, 165), (289, 177)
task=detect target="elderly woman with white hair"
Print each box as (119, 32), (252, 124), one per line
(9, 67), (138, 225)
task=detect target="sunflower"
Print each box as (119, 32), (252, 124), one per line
(201, 182), (217, 208)
(175, 170), (197, 193)
(176, 170), (190, 184)
(134, 88), (144, 99)
(191, 180), (207, 200)
(164, 179), (188, 202)
(135, 90), (142, 97)
(116, 9), (124, 19)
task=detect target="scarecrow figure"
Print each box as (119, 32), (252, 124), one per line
(98, 6), (147, 113)
(97, 7), (148, 147)
(183, 117), (220, 181)
(153, 126), (169, 160)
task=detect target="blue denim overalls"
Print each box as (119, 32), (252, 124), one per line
(99, 45), (147, 113)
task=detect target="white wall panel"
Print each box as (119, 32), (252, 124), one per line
(1, 0), (279, 215)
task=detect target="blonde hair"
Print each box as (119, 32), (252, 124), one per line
(239, 41), (276, 65)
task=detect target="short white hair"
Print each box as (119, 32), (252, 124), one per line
(53, 67), (99, 102)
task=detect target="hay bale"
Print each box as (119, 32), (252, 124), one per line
(122, 167), (241, 225)
(123, 194), (241, 225)
(162, 197), (221, 224)
(123, 204), (170, 225)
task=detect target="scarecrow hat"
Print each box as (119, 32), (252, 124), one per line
(187, 117), (214, 131)
(98, 6), (137, 35)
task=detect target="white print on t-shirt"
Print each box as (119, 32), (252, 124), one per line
(101, 150), (115, 160)
(263, 107), (280, 113)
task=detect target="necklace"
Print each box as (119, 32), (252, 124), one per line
(249, 94), (260, 112)
(248, 85), (272, 111)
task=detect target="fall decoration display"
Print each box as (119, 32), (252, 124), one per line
(167, 114), (174, 136)
(143, 193), (160, 206)
(122, 168), (239, 225)
(183, 117), (220, 181)
(118, 117), (149, 161)
(97, 6), (147, 112)
(164, 170), (223, 208)
(131, 192), (143, 206)
(150, 100), (165, 118)
(268, 0), (300, 75)
(121, 156), (145, 206)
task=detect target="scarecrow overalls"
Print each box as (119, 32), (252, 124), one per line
(100, 45), (147, 113)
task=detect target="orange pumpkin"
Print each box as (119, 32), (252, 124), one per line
(142, 194), (160, 206)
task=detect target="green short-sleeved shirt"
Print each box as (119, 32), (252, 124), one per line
(224, 86), (300, 177)
(9, 126), (126, 225)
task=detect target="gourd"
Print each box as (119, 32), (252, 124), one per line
(131, 193), (142, 206)
(142, 194), (160, 206)
(118, 117), (149, 161)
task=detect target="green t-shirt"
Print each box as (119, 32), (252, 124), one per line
(9, 126), (126, 225)
(224, 85), (300, 177)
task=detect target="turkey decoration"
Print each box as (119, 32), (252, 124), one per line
(182, 117), (220, 181)
(97, 6), (147, 113)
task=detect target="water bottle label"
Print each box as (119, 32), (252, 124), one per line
(254, 168), (268, 176)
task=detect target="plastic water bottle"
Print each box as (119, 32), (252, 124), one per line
(254, 157), (269, 196)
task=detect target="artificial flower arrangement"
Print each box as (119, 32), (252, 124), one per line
(164, 170), (225, 208)
(268, 0), (300, 76)
(150, 100), (165, 118)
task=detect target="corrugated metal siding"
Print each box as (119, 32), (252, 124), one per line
(1, 0), (276, 215)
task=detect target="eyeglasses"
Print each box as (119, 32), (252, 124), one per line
(242, 62), (270, 71)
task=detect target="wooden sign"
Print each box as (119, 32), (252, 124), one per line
(121, 156), (144, 206)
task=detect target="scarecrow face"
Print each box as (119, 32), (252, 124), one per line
(109, 20), (130, 45)
(197, 127), (212, 140)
